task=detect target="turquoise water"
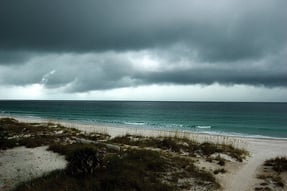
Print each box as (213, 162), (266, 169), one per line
(0, 101), (287, 138)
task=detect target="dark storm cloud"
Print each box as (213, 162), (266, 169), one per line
(0, 0), (286, 92)
(138, 67), (287, 87)
(0, 51), (34, 65)
(0, 50), (286, 92)
(0, 0), (286, 62)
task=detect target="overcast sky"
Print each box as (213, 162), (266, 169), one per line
(0, 0), (286, 101)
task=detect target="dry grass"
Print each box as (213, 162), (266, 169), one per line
(0, 117), (250, 191)
(264, 156), (287, 174)
(110, 134), (248, 162)
(0, 117), (109, 149)
(255, 156), (287, 190)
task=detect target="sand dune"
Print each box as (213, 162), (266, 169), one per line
(1, 116), (287, 191)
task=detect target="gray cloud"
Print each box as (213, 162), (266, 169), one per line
(0, 0), (286, 92)
(0, 52), (139, 91)
(0, 50), (286, 92)
(0, 51), (35, 65)
(0, 0), (286, 62)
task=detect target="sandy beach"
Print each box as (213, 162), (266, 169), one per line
(69, 120), (287, 191)
(223, 138), (287, 191)
(1, 116), (287, 191)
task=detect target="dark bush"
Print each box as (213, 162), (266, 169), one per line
(215, 155), (226, 166)
(66, 147), (103, 177)
(0, 125), (17, 149)
(200, 142), (218, 156)
(102, 149), (171, 191)
(213, 168), (226, 174)
(265, 157), (287, 173)
(0, 126), (6, 147)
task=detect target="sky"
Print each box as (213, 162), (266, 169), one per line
(0, 0), (286, 101)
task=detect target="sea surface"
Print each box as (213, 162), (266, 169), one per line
(0, 101), (287, 139)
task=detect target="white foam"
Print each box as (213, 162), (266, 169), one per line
(123, 121), (146, 126)
(196, 125), (211, 129)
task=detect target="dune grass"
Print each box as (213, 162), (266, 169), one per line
(14, 145), (220, 191)
(110, 134), (248, 162)
(0, 117), (109, 149)
(264, 156), (287, 174)
(255, 156), (287, 190)
(0, 117), (250, 191)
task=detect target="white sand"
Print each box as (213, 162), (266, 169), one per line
(11, 116), (248, 147)
(223, 138), (287, 191)
(1, 116), (287, 191)
(0, 146), (67, 191)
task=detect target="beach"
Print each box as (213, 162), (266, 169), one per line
(223, 138), (287, 191)
(1, 116), (287, 191)
(39, 118), (287, 191)
(1, 0), (287, 189)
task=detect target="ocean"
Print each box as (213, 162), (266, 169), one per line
(0, 101), (287, 139)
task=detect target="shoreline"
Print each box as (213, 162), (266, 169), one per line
(1, 114), (287, 143)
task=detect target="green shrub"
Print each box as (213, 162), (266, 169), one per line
(66, 147), (104, 177)
(0, 126), (6, 148)
(102, 149), (172, 191)
(215, 155), (226, 166)
(0, 125), (17, 149)
(264, 157), (287, 173)
(200, 142), (218, 156)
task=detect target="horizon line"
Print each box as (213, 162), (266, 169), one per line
(0, 99), (286, 104)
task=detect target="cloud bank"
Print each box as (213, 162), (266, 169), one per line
(0, 0), (286, 97)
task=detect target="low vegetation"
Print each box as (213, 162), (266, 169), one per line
(255, 156), (287, 190)
(213, 168), (227, 175)
(0, 117), (109, 149)
(66, 147), (104, 177)
(0, 117), (249, 191)
(110, 134), (248, 162)
(264, 157), (287, 174)
(14, 146), (219, 191)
